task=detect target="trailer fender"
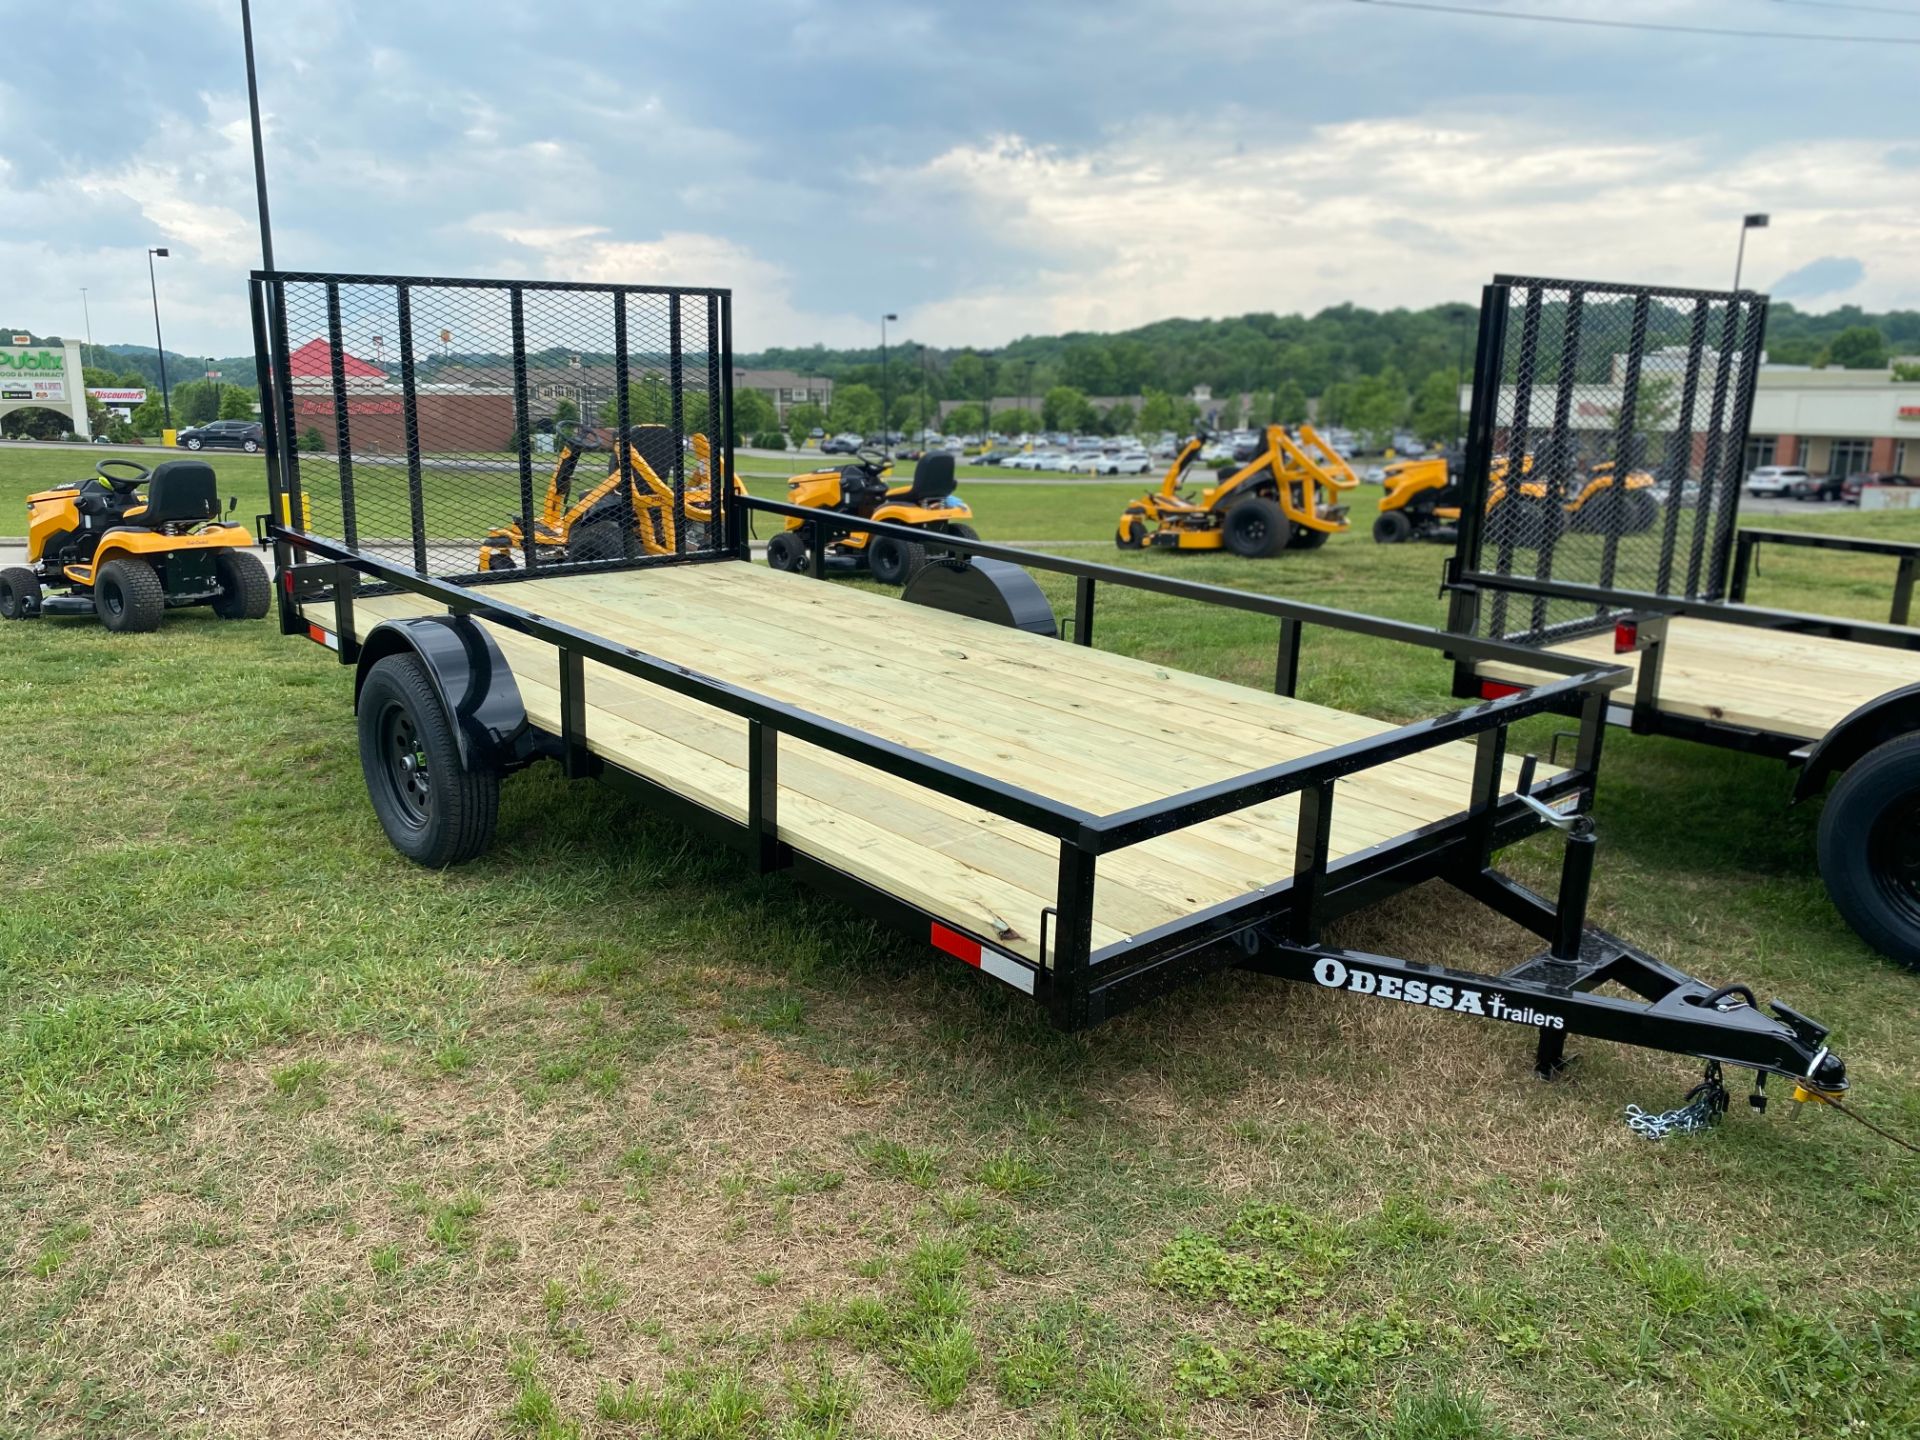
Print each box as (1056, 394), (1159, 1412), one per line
(902, 556), (1059, 637)
(354, 615), (531, 771)
(1793, 683), (1920, 801)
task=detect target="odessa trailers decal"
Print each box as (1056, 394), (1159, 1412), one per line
(1312, 956), (1565, 1030)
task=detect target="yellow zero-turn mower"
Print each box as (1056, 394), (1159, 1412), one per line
(1374, 454), (1659, 545)
(1115, 425), (1353, 557)
(765, 446), (977, 584)
(477, 422), (740, 571)
(0, 458), (269, 631)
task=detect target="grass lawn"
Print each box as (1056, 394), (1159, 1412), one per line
(3, 480), (1920, 1436)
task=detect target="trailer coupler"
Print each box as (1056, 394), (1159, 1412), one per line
(1241, 931), (1847, 1095)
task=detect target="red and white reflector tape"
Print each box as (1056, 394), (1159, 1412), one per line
(307, 623), (340, 651)
(930, 922), (1035, 995)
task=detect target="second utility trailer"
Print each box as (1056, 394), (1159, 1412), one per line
(250, 267), (1853, 1111)
(1443, 272), (1920, 968)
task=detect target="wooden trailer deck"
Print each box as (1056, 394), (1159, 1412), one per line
(1473, 615), (1918, 742)
(307, 560), (1546, 965)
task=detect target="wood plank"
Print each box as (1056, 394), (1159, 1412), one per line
(1476, 615), (1917, 740)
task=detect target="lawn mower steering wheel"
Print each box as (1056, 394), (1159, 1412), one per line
(854, 443), (889, 470)
(96, 459), (151, 493)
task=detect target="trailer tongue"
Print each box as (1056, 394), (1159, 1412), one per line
(251, 267), (1852, 1124)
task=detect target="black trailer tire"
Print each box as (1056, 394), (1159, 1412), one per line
(211, 549), (271, 620)
(570, 522), (624, 563)
(868, 535), (927, 585)
(1373, 510), (1413, 544)
(0, 566), (41, 619)
(94, 557), (165, 632)
(1819, 732), (1920, 970)
(357, 653), (500, 868)
(1222, 497), (1287, 558)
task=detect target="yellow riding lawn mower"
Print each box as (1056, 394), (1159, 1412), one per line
(1115, 426), (1353, 557)
(477, 422), (738, 571)
(1373, 453), (1658, 545)
(765, 446), (977, 584)
(0, 458), (269, 631)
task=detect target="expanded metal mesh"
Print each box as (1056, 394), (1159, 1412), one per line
(1462, 276), (1766, 645)
(257, 273), (733, 582)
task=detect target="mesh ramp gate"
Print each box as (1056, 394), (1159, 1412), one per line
(252, 272), (735, 585)
(1451, 275), (1767, 646)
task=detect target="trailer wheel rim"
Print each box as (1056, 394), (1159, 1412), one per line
(1868, 797), (1920, 926)
(378, 703), (433, 826)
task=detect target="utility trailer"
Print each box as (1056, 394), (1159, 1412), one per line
(249, 268), (1851, 1107)
(1444, 274), (1920, 968)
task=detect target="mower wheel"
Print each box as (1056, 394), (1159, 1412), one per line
(1288, 524), (1332, 551)
(943, 522), (981, 543)
(0, 566), (41, 619)
(94, 558), (165, 632)
(1116, 512), (1148, 550)
(570, 522), (625, 564)
(358, 653), (500, 868)
(211, 549), (272, 620)
(1372, 510), (1413, 544)
(868, 535), (927, 585)
(766, 530), (808, 572)
(1818, 731), (1920, 971)
(1222, 498), (1287, 558)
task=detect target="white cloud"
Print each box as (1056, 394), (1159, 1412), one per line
(467, 219), (875, 350)
(886, 119), (1920, 344)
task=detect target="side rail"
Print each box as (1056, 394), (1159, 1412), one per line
(1730, 527), (1920, 627)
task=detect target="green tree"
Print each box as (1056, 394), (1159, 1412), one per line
(943, 402), (984, 435)
(1344, 368), (1407, 449)
(1137, 389), (1182, 435)
(551, 397), (580, 428)
(218, 387), (256, 420)
(171, 379), (219, 427)
(1101, 401), (1136, 436)
(1409, 371), (1459, 443)
(1894, 361), (1920, 382)
(1041, 385), (1094, 433)
(992, 407), (1039, 436)
(949, 352), (987, 406)
(1827, 326), (1889, 370)
(1217, 394), (1244, 430)
(828, 382), (882, 435)
(732, 387), (776, 436)
(1274, 380), (1308, 425)
(130, 394), (167, 433)
(785, 400), (826, 441)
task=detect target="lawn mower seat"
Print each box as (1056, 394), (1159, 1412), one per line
(134, 461), (221, 526)
(897, 453), (957, 504)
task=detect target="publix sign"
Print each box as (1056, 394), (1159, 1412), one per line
(0, 345), (69, 404)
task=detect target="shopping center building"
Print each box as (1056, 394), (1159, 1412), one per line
(1748, 364), (1920, 478)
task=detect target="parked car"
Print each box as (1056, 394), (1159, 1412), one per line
(177, 419), (263, 453)
(1746, 465), (1815, 498)
(1796, 472), (1847, 502)
(820, 433), (864, 455)
(1842, 471), (1916, 505)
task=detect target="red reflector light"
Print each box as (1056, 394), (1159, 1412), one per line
(1479, 680), (1523, 700)
(930, 922), (982, 967)
(282, 570), (295, 594)
(307, 624), (327, 645)
(1614, 620), (1638, 653)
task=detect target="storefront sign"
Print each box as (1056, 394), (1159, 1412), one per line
(86, 387), (148, 404)
(0, 346), (68, 403)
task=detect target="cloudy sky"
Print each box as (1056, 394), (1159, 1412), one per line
(7, 0), (1918, 357)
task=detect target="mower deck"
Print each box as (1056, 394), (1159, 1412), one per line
(305, 560), (1549, 964)
(1472, 614), (1914, 742)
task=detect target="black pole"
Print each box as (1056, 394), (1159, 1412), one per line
(241, 0), (276, 273)
(147, 248), (171, 430)
(1452, 308), (1469, 450)
(880, 311), (897, 457)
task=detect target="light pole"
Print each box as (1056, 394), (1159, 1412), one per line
(1451, 306), (1470, 451)
(1733, 213), (1769, 292)
(880, 312), (898, 455)
(80, 288), (93, 348)
(147, 247), (172, 430)
(207, 357), (220, 417)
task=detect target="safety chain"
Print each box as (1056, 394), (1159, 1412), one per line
(1624, 1060), (1730, 1140)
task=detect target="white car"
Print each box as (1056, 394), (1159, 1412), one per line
(1747, 465), (1814, 498)
(1078, 449), (1154, 475)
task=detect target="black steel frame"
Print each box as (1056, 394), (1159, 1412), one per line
(1445, 275), (1920, 763)
(250, 268), (1847, 1088)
